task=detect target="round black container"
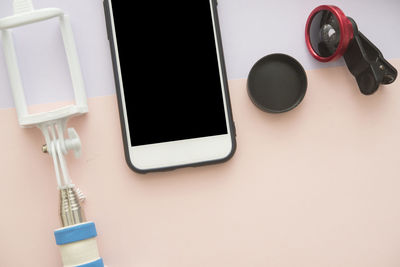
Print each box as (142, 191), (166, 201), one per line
(247, 53), (307, 113)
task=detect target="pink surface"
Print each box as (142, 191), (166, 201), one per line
(1, 60), (400, 266)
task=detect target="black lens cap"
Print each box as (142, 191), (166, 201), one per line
(247, 53), (307, 113)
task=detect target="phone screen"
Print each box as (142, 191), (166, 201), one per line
(111, 0), (228, 146)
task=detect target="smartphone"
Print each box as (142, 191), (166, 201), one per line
(103, 0), (236, 173)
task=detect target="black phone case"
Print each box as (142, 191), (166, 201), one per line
(103, 0), (236, 174)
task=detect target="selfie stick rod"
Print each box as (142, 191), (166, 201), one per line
(0, 0), (105, 266)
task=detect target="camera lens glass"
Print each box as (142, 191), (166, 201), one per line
(309, 10), (341, 58)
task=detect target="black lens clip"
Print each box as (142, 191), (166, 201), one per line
(344, 18), (397, 95)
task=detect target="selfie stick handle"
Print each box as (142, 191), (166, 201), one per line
(54, 186), (104, 267)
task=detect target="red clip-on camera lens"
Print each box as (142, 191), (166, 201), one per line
(305, 5), (397, 95)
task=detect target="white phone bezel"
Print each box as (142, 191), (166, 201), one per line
(106, 0), (235, 172)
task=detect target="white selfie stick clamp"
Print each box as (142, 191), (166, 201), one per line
(0, 1), (105, 266)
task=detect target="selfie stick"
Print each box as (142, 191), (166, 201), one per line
(0, 0), (105, 266)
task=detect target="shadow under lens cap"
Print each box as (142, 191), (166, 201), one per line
(247, 53), (307, 113)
